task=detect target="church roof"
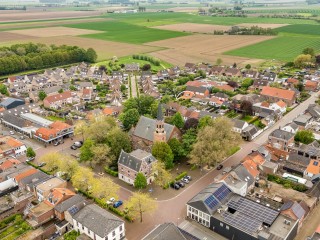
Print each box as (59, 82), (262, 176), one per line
(133, 116), (175, 142)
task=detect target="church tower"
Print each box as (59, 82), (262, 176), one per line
(153, 104), (166, 143)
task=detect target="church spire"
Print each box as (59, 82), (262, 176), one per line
(157, 103), (163, 120)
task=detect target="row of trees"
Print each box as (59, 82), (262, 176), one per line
(228, 26), (277, 36)
(0, 43), (97, 75)
(132, 54), (161, 66)
(293, 48), (319, 68)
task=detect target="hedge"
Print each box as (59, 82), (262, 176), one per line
(0, 214), (19, 230)
(104, 167), (118, 177)
(163, 172), (188, 189)
(26, 162), (52, 175)
(267, 174), (308, 192)
(175, 172), (187, 181)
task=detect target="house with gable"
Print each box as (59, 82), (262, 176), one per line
(131, 105), (181, 151)
(261, 86), (296, 106)
(71, 204), (125, 240)
(118, 149), (157, 185)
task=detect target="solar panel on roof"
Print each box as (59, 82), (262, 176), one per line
(313, 161), (319, 166)
(204, 195), (219, 210)
(68, 205), (79, 215)
(213, 184), (231, 202)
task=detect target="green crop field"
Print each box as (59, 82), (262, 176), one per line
(225, 36), (320, 61)
(108, 12), (319, 27)
(64, 20), (189, 44)
(277, 24), (320, 36)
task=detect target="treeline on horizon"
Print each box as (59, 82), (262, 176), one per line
(0, 43), (97, 76)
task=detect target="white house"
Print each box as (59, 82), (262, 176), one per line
(231, 119), (249, 134)
(72, 204), (125, 240)
(282, 122), (300, 134)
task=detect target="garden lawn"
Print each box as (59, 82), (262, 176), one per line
(225, 36), (320, 61)
(97, 55), (172, 72)
(64, 21), (189, 44)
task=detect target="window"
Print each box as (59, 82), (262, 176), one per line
(120, 225), (122, 231)
(112, 231), (115, 237)
(220, 222), (223, 227)
(226, 225), (229, 230)
(82, 226), (84, 230)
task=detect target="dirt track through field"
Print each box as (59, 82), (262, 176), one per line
(145, 34), (274, 66)
(153, 23), (231, 33)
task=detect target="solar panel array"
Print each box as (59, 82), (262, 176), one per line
(222, 211), (261, 234)
(204, 195), (219, 210)
(227, 197), (279, 226)
(68, 205), (79, 215)
(204, 184), (231, 210)
(213, 184), (232, 202)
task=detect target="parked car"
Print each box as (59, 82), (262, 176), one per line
(9, 131), (14, 135)
(170, 183), (180, 190)
(54, 142), (60, 146)
(73, 141), (83, 148)
(113, 200), (123, 208)
(38, 162), (46, 167)
(216, 164), (223, 170)
(70, 145), (78, 150)
(26, 157), (35, 162)
(177, 181), (185, 188)
(182, 178), (189, 184)
(107, 197), (115, 205)
(184, 175), (192, 181)
(19, 135), (25, 140)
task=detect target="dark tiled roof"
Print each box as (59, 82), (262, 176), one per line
(133, 116), (175, 142)
(1, 114), (31, 128)
(269, 129), (294, 140)
(55, 194), (86, 213)
(143, 222), (200, 240)
(73, 204), (123, 238)
(118, 149), (155, 172)
(186, 86), (208, 94)
(280, 201), (305, 220)
(20, 171), (51, 189)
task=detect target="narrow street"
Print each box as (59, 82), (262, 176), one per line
(129, 74), (138, 98)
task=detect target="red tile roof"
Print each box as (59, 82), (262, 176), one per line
(0, 158), (21, 171)
(242, 160), (259, 178)
(261, 86), (296, 101)
(49, 121), (71, 131)
(306, 159), (320, 175)
(287, 78), (299, 84)
(276, 100), (287, 108)
(44, 91), (72, 104)
(305, 80), (318, 89)
(14, 168), (38, 182)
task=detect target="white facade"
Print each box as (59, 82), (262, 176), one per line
(14, 145), (27, 156)
(72, 219), (125, 240)
(187, 205), (210, 228)
(118, 173), (133, 185)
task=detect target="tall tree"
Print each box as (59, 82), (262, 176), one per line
(134, 173), (147, 189)
(74, 120), (88, 142)
(79, 139), (94, 162)
(125, 192), (157, 222)
(85, 48), (97, 63)
(71, 166), (95, 192)
(302, 47), (315, 57)
(198, 116), (212, 129)
(240, 100), (253, 116)
(152, 142), (174, 169)
(294, 54), (313, 68)
(106, 128), (132, 164)
(90, 177), (119, 201)
(0, 84), (9, 96)
(294, 130), (315, 144)
(168, 138), (184, 162)
(120, 108), (140, 130)
(91, 144), (111, 166)
(184, 118), (199, 130)
(189, 117), (241, 168)
(170, 112), (184, 129)
(152, 161), (172, 187)
(26, 147), (36, 158)
(38, 91), (47, 101)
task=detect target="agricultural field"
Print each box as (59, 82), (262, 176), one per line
(64, 20), (190, 44)
(146, 34), (275, 66)
(7, 26), (104, 37)
(276, 24), (320, 36)
(225, 36), (320, 61)
(153, 23), (231, 33)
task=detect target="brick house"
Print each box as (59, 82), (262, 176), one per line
(43, 91), (78, 109)
(34, 121), (73, 144)
(0, 136), (27, 158)
(268, 129), (295, 151)
(280, 201), (306, 229)
(304, 80), (318, 92)
(131, 105), (181, 151)
(261, 86), (296, 106)
(118, 149), (157, 185)
(35, 177), (66, 202)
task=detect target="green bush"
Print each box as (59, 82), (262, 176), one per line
(175, 172), (187, 181)
(124, 215), (134, 222)
(105, 167), (118, 177)
(0, 214), (18, 230)
(64, 230), (80, 240)
(267, 174), (308, 192)
(108, 206), (125, 217)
